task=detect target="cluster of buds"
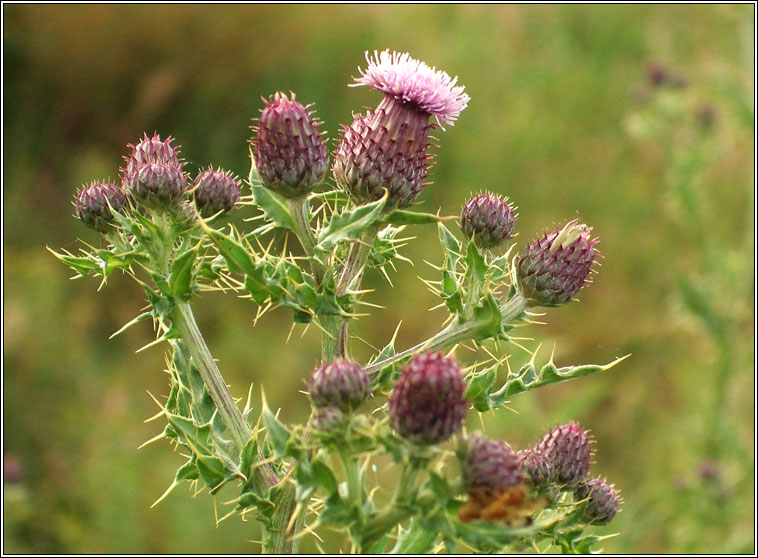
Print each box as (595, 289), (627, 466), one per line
(334, 50), (469, 209)
(460, 192), (516, 249)
(74, 133), (241, 232)
(308, 360), (369, 434)
(388, 352), (468, 445)
(74, 181), (128, 233)
(516, 217), (598, 307)
(252, 92), (329, 199)
(122, 133), (187, 206)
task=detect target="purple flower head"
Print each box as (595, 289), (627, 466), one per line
(574, 477), (621, 525)
(122, 133), (187, 206)
(252, 92), (329, 199)
(192, 168), (241, 217)
(388, 352), (468, 446)
(460, 193), (516, 249)
(517, 448), (553, 487)
(74, 181), (128, 233)
(517, 217), (599, 307)
(461, 435), (524, 493)
(308, 359), (370, 412)
(351, 50), (470, 127)
(534, 421), (594, 486)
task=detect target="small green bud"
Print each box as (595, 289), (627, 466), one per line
(308, 360), (370, 412)
(312, 406), (348, 435)
(192, 168), (241, 217)
(574, 477), (621, 525)
(460, 193), (516, 249)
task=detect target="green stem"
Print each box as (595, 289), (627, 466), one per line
(338, 446), (362, 505)
(365, 291), (527, 376)
(286, 197), (324, 285)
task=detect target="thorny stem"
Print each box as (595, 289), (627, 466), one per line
(365, 291), (527, 376)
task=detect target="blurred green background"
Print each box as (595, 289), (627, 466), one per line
(3, 4), (754, 554)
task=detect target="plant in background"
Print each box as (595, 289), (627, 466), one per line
(51, 49), (628, 554)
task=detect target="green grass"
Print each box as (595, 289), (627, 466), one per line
(3, 4), (754, 554)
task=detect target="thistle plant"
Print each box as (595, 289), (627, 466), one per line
(51, 49), (628, 554)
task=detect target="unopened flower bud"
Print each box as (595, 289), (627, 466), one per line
(312, 406), (348, 435)
(574, 477), (621, 525)
(534, 421), (593, 486)
(74, 181), (128, 233)
(122, 134), (187, 206)
(460, 193), (516, 248)
(308, 360), (370, 412)
(461, 435), (523, 493)
(252, 92), (328, 199)
(334, 50), (469, 210)
(517, 218), (598, 307)
(388, 352), (468, 445)
(192, 168), (241, 216)
(518, 448), (553, 487)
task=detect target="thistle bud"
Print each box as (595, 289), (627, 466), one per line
(192, 168), (241, 216)
(534, 421), (593, 486)
(252, 92), (328, 199)
(312, 406), (348, 435)
(460, 193), (516, 249)
(74, 181), (128, 233)
(308, 359), (370, 412)
(574, 477), (621, 525)
(461, 435), (523, 493)
(518, 448), (553, 487)
(122, 133), (187, 206)
(334, 50), (469, 210)
(517, 218), (598, 307)
(388, 352), (468, 445)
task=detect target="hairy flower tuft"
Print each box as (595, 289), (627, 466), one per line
(74, 181), (128, 233)
(351, 50), (470, 126)
(308, 359), (370, 412)
(534, 421), (593, 486)
(252, 92), (329, 199)
(574, 477), (621, 525)
(192, 168), (241, 216)
(517, 217), (598, 307)
(460, 193), (516, 249)
(388, 352), (468, 445)
(461, 435), (524, 493)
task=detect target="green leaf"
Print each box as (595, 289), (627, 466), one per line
(503, 354), (630, 398)
(311, 458), (339, 495)
(251, 185), (296, 231)
(48, 248), (98, 277)
(203, 227), (256, 275)
(261, 402), (291, 458)
(471, 293), (503, 342)
(97, 250), (130, 278)
(316, 193), (387, 252)
(381, 209), (446, 226)
(169, 248), (197, 302)
(390, 519), (438, 554)
(465, 366), (499, 412)
(465, 241), (487, 284)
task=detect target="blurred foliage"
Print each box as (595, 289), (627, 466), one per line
(3, 4), (754, 554)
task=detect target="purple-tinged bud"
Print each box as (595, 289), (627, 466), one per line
(122, 133), (187, 206)
(308, 359), (370, 412)
(518, 448), (553, 487)
(312, 406), (348, 435)
(388, 352), (468, 445)
(460, 193), (516, 249)
(74, 181), (128, 233)
(534, 421), (593, 486)
(333, 100), (433, 210)
(192, 168), (241, 217)
(252, 92), (329, 199)
(461, 435), (524, 493)
(574, 477), (621, 525)
(334, 50), (469, 210)
(517, 218), (598, 307)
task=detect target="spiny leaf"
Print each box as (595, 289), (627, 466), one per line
(169, 247), (197, 302)
(381, 209), (449, 226)
(316, 193), (387, 252)
(248, 154), (297, 231)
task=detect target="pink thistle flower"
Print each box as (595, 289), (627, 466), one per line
(351, 50), (470, 127)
